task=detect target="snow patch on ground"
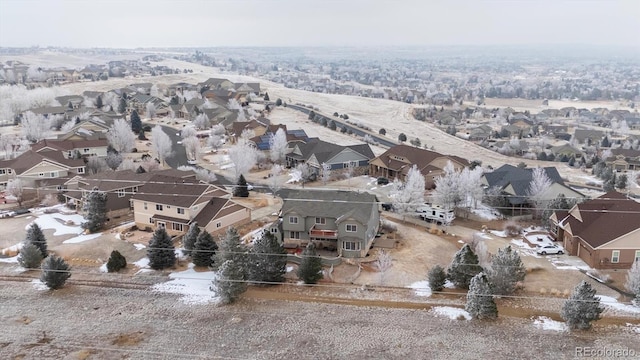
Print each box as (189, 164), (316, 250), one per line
(532, 316), (567, 332)
(597, 295), (640, 314)
(627, 323), (640, 334)
(30, 213), (85, 236)
(549, 257), (591, 271)
(133, 244), (146, 250)
(286, 266), (294, 273)
(62, 233), (102, 244)
(152, 263), (219, 304)
(475, 232), (492, 240)
(469, 204), (501, 220)
(509, 239), (541, 258)
(286, 170), (302, 184)
(133, 257), (149, 268)
(408, 280), (432, 297)
(490, 230), (508, 238)
(430, 306), (471, 320)
(523, 232), (554, 247)
(241, 225), (270, 244)
(31, 279), (48, 291)
(99, 263), (108, 273)
(444, 280), (456, 289)
(0, 255), (19, 263)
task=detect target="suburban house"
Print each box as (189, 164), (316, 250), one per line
(573, 129), (605, 145)
(550, 144), (583, 159)
(31, 139), (109, 159)
(604, 148), (640, 172)
(481, 164), (585, 212)
(369, 144), (469, 188)
(131, 182), (251, 235)
(550, 191), (640, 269)
(286, 138), (374, 172)
(246, 124), (309, 151)
(0, 150), (86, 189)
(273, 189), (380, 258)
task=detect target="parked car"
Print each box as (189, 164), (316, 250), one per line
(381, 203), (393, 211)
(536, 244), (564, 255)
(377, 177), (389, 185)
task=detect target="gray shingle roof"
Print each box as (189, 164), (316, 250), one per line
(280, 189), (378, 225)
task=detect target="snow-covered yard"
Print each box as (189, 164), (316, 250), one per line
(532, 316), (567, 332)
(29, 213), (86, 236)
(151, 263), (219, 305)
(408, 280), (432, 297)
(597, 295), (640, 315)
(429, 306), (471, 320)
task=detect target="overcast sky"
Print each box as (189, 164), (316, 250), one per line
(1, 0), (639, 48)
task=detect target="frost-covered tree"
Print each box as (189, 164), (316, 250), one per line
(192, 113), (210, 130)
(106, 250), (127, 272)
(487, 246), (526, 295)
(6, 178), (24, 207)
(0, 133), (19, 159)
(117, 158), (137, 172)
(211, 259), (247, 305)
(213, 227), (248, 272)
(151, 126), (173, 165)
(374, 249), (393, 285)
(208, 134), (224, 151)
(625, 261), (640, 304)
(25, 223), (47, 258)
(466, 272), (498, 320)
(181, 125), (197, 139)
(458, 167), (484, 209)
(106, 118), (136, 153)
(147, 227), (176, 270)
(561, 281), (604, 330)
(268, 164), (284, 195)
(17, 243), (43, 269)
(390, 165), (425, 220)
(447, 244), (483, 289)
(527, 167), (552, 208)
(269, 128), (288, 164)
(295, 162), (313, 187)
(105, 152), (123, 170)
(433, 161), (462, 210)
(428, 265), (447, 292)
(228, 138), (258, 181)
(248, 231), (287, 284)
(233, 174), (249, 197)
(60, 120), (75, 134)
(81, 188), (107, 233)
(40, 255), (71, 290)
(297, 243), (323, 284)
(86, 156), (108, 175)
(150, 84), (160, 98)
(192, 230), (218, 268)
(183, 136), (201, 162)
(130, 110), (142, 133)
(20, 111), (52, 142)
(182, 222), (200, 256)
(193, 167), (217, 183)
(320, 162), (331, 185)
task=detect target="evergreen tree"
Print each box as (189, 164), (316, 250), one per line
(263, 92), (270, 101)
(106, 250), (127, 272)
(130, 110), (142, 133)
(329, 121), (337, 130)
(169, 96), (179, 105)
(233, 174), (249, 197)
(447, 244), (483, 289)
(379, 128), (386, 135)
(616, 174), (628, 189)
(398, 133), (407, 142)
(249, 231), (287, 285)
(427, 265), (447, 292)
(466, 272), (498, 320)
(601, 136), (610, 148)
(561, 281), (604, 330)
(275, 98), (283, 106)
(81, 189), (108, 233)
(182, 222), (200, 256)
(25, 223), (47, 258)
(192, 230), (218, 267)
(213, 227), (248, 272)
(17, 243), (43, 269)
(118, 97), (127, 114)
(487, 246), (526, 295)
(308, 110), (316, 120)
(147, 227), (176, 270)
(212, 260), (247, 304)
(297, 243), (323, 284)
(136, 165), (146, 173)
(40, 255), (71, 290)
(96, 95), (103, 109)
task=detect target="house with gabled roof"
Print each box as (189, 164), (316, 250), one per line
(274, 189), (380, 258)
(550, 191), (640, 269)
(55, 95), (85, 109)
(286, 138), (374, 172)
(604, 148), (640, 172)
(369, 144), (469, 188)
(573, 129), (605, 145)
(0, 150), (86, 189)
(31, 139), (109, 159)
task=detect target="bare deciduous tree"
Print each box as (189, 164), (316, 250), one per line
(192, 113), (210, 130)
(228, 138), (257, 180)
(374, 249), (393, 285)
(60, 120), (76, 134)
(433, 161), (462, 210)
(20, 111), (52, 142)
(146, 102), (156, 119)
(106, 119), (135, 153)
(86, 156), (108, 175)
(183, 136), (201, 162)
(181, 125), (197, 139)
(269, 128), (288, 164)
(6, 179), (24, 207)
(268, 164), (284, 195)
(150, 126), (173, 165)
(320, 162), (331, 184)
(117, 158), (137, 172)
(390, 165), (425, 220)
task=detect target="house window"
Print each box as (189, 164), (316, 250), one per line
(77, 168), (84, 174)
(270, 227), (278, 233)
(156, 204), (163, 211)
(342, 160), (358, 168)
(315, 217), (326, 225)
(611, 250), (620, 263)
(7, 169), (12, 174)
(635, 250), (640, 263)
(216, 222), (222, 228)
(49, 171), (56, 177)
(0, 169), (6, 175)
(132, 186), (139, 193)
(39, 173), (45, 177)
(289, 216), (298, 224)
(157, 222), (166, 229)
(290, 231), (300, 239)
(177, 208), (184, 215)
(84, 148), (90, 153)
(144, 202), (147, 210)
(346, 224), (357, 232)
(172, 223), (183, 231)
(129, 199), (134, 210)
(149, 217), (154, 224)
(343, 241), (361, 251)
(117, 189), (125, 198)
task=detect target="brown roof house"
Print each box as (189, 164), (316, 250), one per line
(0, 150), (86, 190)
(32, 139), (109, 159)
(131, 182), (250, 235)
(550, 191), (640, 269)
(369, 144), (469, 188)
(604, 148), (640, 172)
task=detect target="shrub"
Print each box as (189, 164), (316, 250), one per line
(18, 243), (43, 269)
(40, 255), (71, 290)
(503, 222), (522, 237)
(106, 250), (127, 272)
(428, 265), (447, 292)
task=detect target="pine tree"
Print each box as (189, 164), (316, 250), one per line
(130, 110), (142, 134)
(81, 189), (107, 233)
(233, 174), (249, 197)
(25, 223), (47, 258)
(118, 97), (127, 114)
(297, 243), (323, 284)
(249, 231), (287, 285)
(147, 227), (176, 270)
(466, 272), (498, 320)
(40, 255), (71, 290)
(447, 244), (483, 289)
(263, 92), (270, 101)
(561, 281), (604, 330)
(96, 95), (103, 109)
(17, 243), (43, 269)
(428, 265), (447, 292)
(192, 230), (218, 267)
(212, 259), (247, 304)
(106, 250), (127, 272)
(625, 261), (640, 305)
(487, 246), (526, 295)
(213, 227), (248, 272)
(182, 222), (200, 256)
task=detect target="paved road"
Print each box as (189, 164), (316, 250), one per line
(159, 125), (188, 169)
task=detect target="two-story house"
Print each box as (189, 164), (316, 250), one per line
(0, 150), (86, 189)
(274, 189), (380, 258)
(31, 139), (109, 159)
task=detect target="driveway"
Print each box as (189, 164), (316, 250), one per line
(160, 125), (188, 168)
